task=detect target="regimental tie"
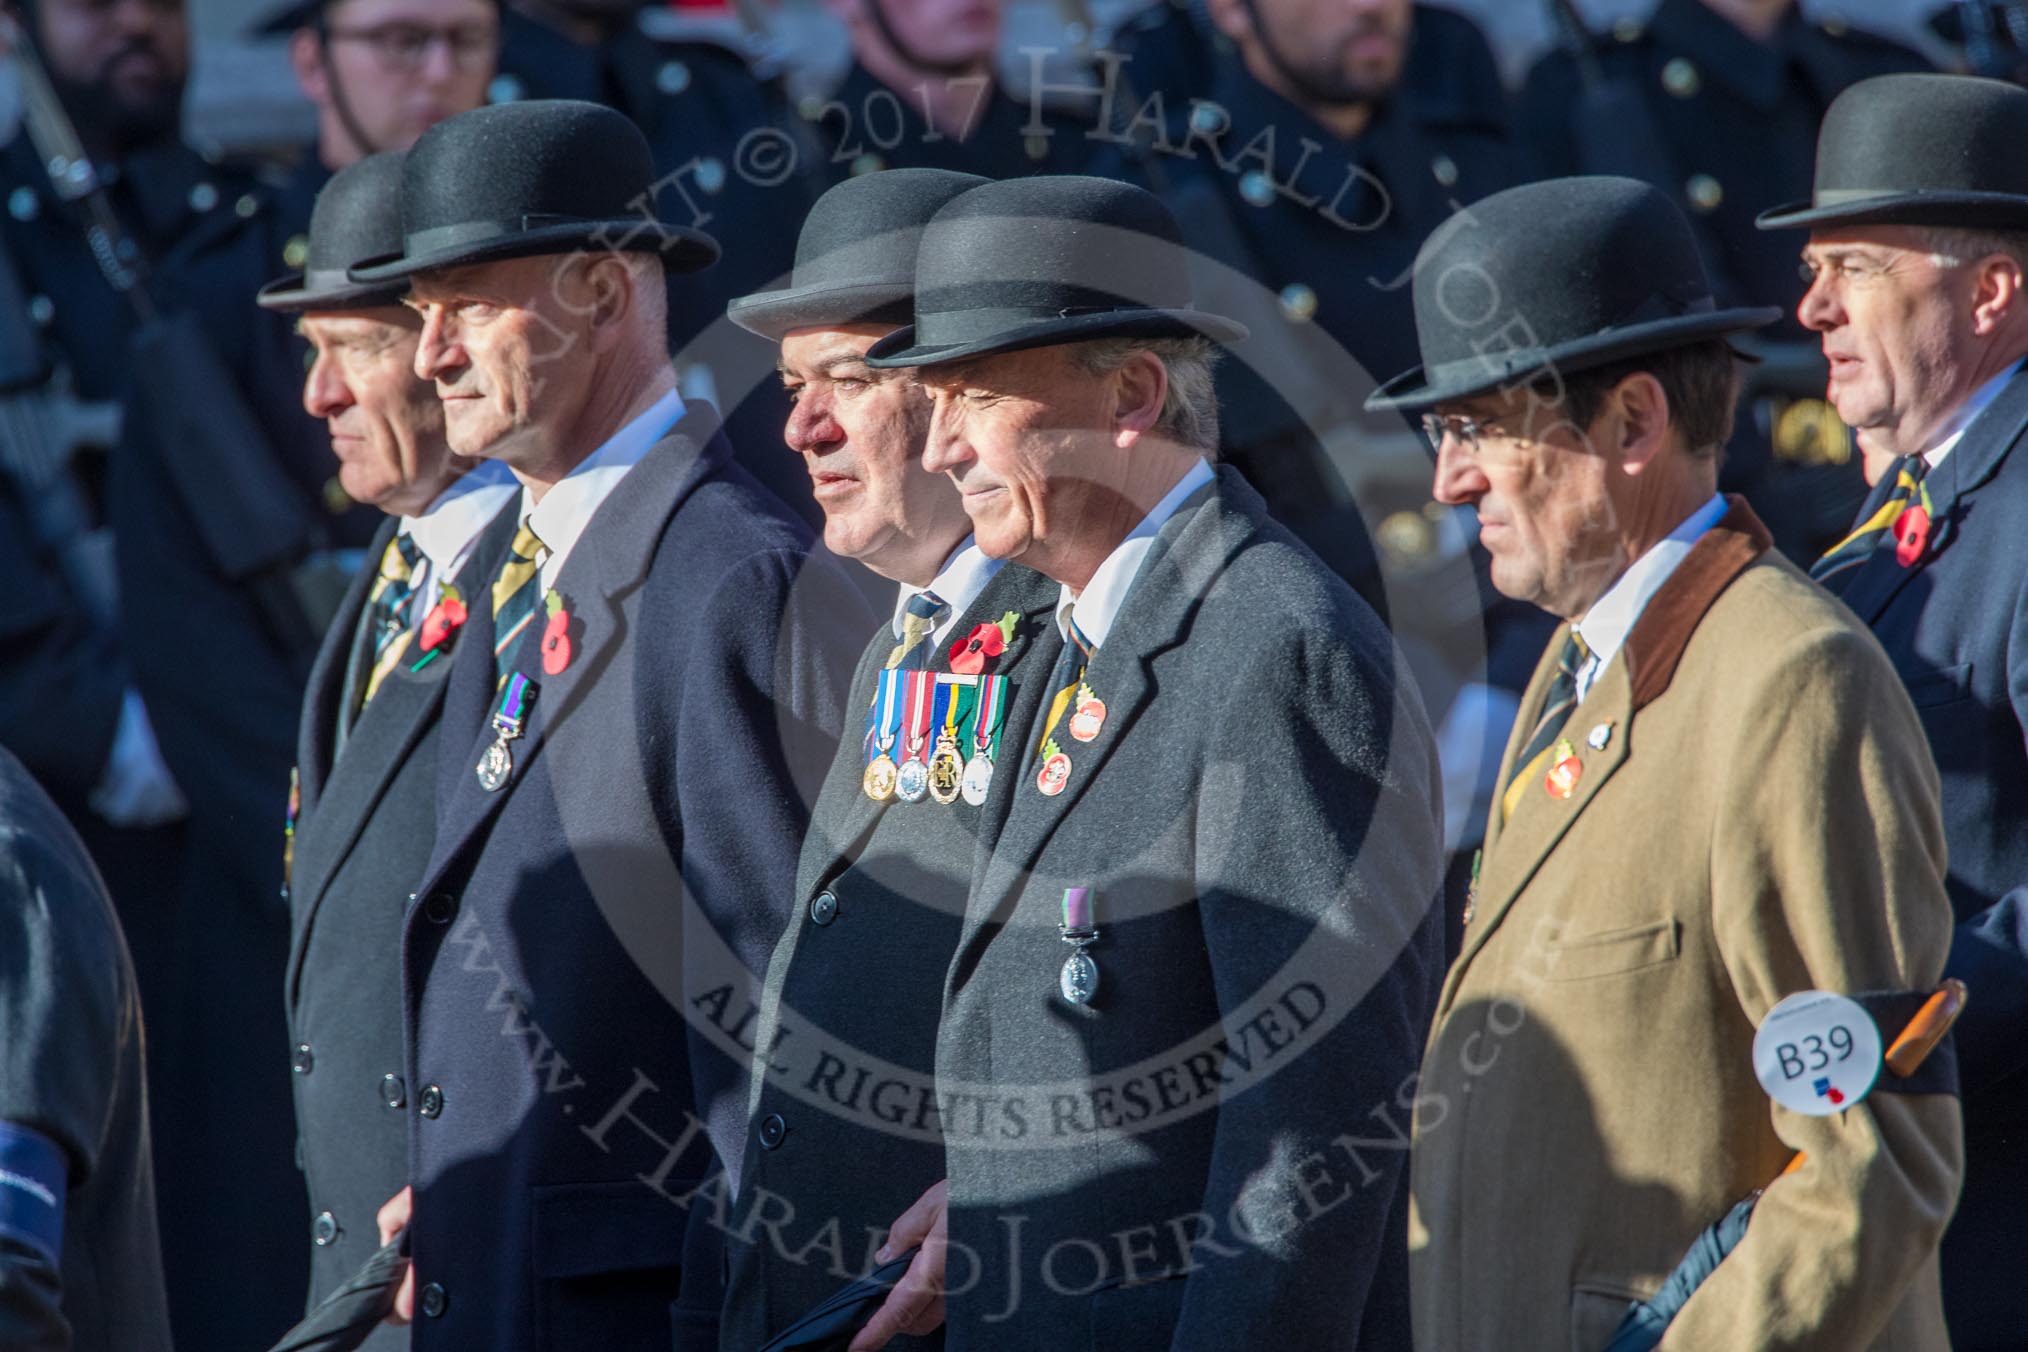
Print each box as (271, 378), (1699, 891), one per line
(1811, 454), (1930, 582)
(1500, 630), (1589, 824)
(491, 521), (547, 688)
(353, 532), (423, 714)
(886, 589), (950, 670)
(1031, 609), (1095, 796)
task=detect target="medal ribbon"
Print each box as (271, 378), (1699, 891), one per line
(902, 670), (936, 762)
(939, 676), (976, 745)
(972, 674), (1007, 759)
(1061, 886), (1095, 934)
(867, 669), (904, 761)
(494, 671), (535, 735)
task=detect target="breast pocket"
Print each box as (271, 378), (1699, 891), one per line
(532, 1179), (689, 1347)
(1540, 919), (1680, 982)
(1898, 660), (1973, 710)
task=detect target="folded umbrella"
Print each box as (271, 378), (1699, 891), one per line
(265, 1236), (410, 1352)
(759, 1246), (921, 1352)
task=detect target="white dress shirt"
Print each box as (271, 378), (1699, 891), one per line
(892, 536), (1004, 651)
(520, 387), (686, 591)
(399, 458), (519, 625)
(1055, 457), (1215, 645)
(1923, 359), (2024, 470)
(1571, 491), (1729, 702)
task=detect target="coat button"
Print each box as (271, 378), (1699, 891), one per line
(381, 1073), (407, 1109)
(419, 1085), (444, 1119)
(422, 892), (457, 924)
(808, 890), (838, 926)
(312, 1210), (340, 1246)
(758, 1113), (787, 1150)
(420, 1282), (448, 1317)
(292, 1044), (315, 1075)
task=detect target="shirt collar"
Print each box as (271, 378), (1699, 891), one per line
(1924, 359), (2025, 469)
(1574, 492), (1728, 683)
(401, 458), (519, 581)
(522, 387), (685, 568)
(891, 535), (1004, 638)
(1056, 458), (1214, 648)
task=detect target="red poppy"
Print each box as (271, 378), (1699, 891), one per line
(541, 608), (573, 675)
(419, 594), (469, 653)
(948, 622), (1006, 675)
(1893, 505), (1931, 568)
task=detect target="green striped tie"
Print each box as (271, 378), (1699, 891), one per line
(353, 533), (422, 714)
(491, 522), (546, 687)
(1501, 631), (1589, 824)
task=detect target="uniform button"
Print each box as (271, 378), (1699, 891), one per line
(758, 1112), (787, 1150)
(1430, 154), (1458, 188)
(312, 1210), (340, 1246)
(27, 294), (53, 327)
(187, 180), (219, 213)
(1238, 170), (1276, 208)
(234, 192), (260, 218)
(1686, 174), (1724, 213)
(8, 185), (39, 221)
(1662, 57), (1700, 99)
(695, 156), (726, 194)
(292, 1043), (315, 1075)
(381, 1073), (407, 1109)
(420, 1282), (448, 1318)
(656, 59), (691, 94)
(850, 153), (885, 176)
(808, 890), (838, 926)
(423, 892), (457, 924)
(419, 1085), (444, 1119)
(1278, 283), (1318, 323)
(488, 73), (526, 103)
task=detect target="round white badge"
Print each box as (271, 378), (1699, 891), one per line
(1751, 991), (1883, 1116)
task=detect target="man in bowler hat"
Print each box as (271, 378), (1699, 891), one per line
(257, 149), (518, 1346)
(720, 167), (1067, 1349)
(1383, 175), (1961, 1350)
(850, 174), (1445, 1350)
(1759, 72), (2028, 1349)
(347, 100), (866, 1348)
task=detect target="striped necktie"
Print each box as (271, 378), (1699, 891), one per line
(352, 533), (423, 714)
(886, 590), (951, 670)
(491, 522), (547, 686)
(1811, 454), (1930, 583)
(1500, 630), (1589, 824)
(1035, 609), (1096, 760)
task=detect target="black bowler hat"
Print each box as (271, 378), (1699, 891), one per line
(349, 100), (717, 284)
(727, 169), (988, 341)
(1758, 74), (2028, 232)
(1365, 176), (1780, 414)
(257, 151), (409, 312)
(863, 176), (1247, 369)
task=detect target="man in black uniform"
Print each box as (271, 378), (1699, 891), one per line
(263, 149), (518, 1348)
(0, 745), (172, 1352)
(1517, 0), (1929, 560)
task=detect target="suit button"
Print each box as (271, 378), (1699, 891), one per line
(422, 892), (457, 924)
(758, 1112), (787, 1150)
(311, 1211), (340, 1246)
(420, 1282), (448, 1318)
(808, 890), (838, 926)
(291, 1044), (315, 1075)
(419, 1085), (444, 1118)
(381, 1073), (407, 1109)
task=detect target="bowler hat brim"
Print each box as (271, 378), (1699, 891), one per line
(1365, 306), (1782, 414)
(863, 307), (1249, 369)
(349, 218), (718, 285)
(726, 280), (915, 341)
(255, 270), (406, 313)
(1756, 190), (2028, 232)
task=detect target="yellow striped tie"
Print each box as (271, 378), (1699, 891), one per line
(491, 522), (546, 686)
(357, 534), (421, 711)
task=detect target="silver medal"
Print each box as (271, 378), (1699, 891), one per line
(960, 754), (995, 806)
(1059, 949), (1100, 1004)
(895, 757), (930, 803)
(476, 737), (513, 791)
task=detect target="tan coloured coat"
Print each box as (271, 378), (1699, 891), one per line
(1410, 501), (1963, 1352)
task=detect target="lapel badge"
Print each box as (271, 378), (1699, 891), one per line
(541, 591), (575, 676)
(1544, 737), (1582, 800)
(1067, 682), (1106, 742)
(1036, 741), (1072, 797)
(1586, 721), (1613, 752)
(1893, 504), (1932, 568)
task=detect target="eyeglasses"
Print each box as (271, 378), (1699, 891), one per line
(1419, 412), (1500, 455)
(324, 21), (498, 72)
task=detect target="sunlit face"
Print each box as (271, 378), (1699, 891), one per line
(293, 0), (495, 158)
(406, 255), (605, 467)
(1798, 228), (1984, 462)
(32, 0), (188, 147)
(917, 346), (1122, 564)
(300, 306), (462, 516)
(1213, 0), (1411, 104)
(779, 324), (967, 579)
(1428, 387), (1623, 619)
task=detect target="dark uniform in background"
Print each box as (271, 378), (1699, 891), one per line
(0, 745), (172, 1352)
(1517, 0), (1929, 560)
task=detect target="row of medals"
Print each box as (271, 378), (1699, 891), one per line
(864, 729), (990, 807)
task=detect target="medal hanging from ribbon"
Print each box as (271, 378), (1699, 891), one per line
(928, 676), (975, 805)
(961, 674), (1009, 806)
(476, 671), (537, 792)
(862, 669), (904, 801)
(1058, 886), (1100, 1004)
(895, 670), (938, 803)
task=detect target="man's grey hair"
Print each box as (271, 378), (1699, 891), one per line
(1070, 336), (1222, 453)
(1912, 226), (2028, 272)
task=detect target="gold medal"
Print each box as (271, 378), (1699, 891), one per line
(928, 732), (964, 805)
(863, 752), (898, 801)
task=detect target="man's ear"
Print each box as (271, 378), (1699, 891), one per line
(580, 256), (636, 355)
(1609, 371), (1672, 477)
(1970, 252), (2026, 338)
(288, 28), (328, 105)
(1112, 350), (1168, 449)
